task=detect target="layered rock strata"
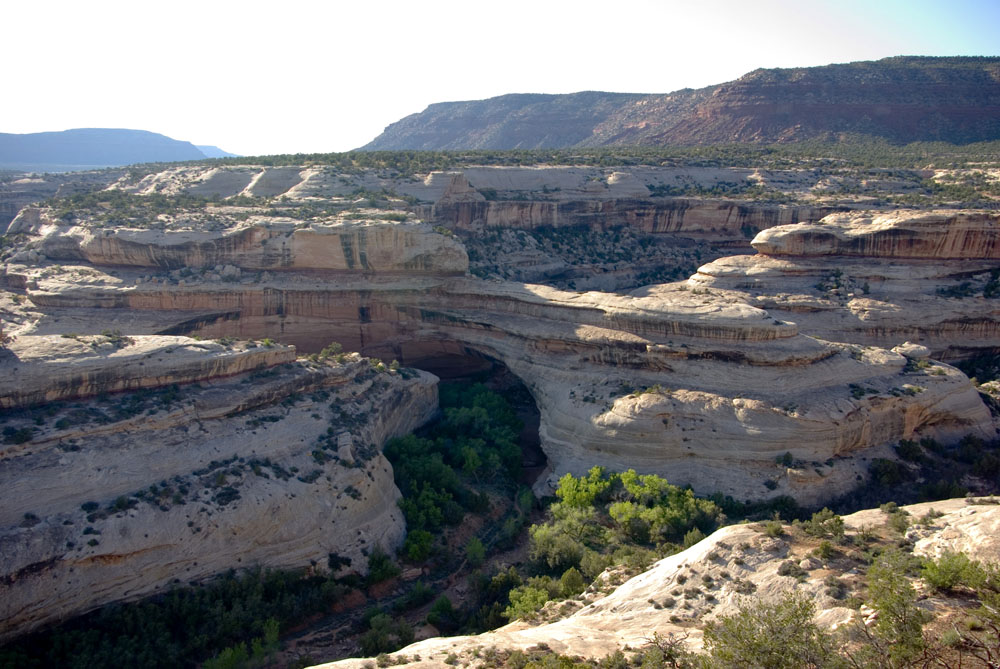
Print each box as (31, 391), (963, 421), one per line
(0, 334), (295, 409)
(0, 338), (437, 640)
(3, 210), (993, 507)
(96, 164), (853, 291)
(690, 210), (1000, 359)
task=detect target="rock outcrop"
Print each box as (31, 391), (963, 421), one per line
(313, 497), (1000, 668)
(691, 210), (1000, 359)
(0, 334), (295, 409)
(7, 212), (468, 275)
(90, 163), (852, 292)
(0, 337), (437, 640)
(0, 170), (121, 232)
(4, 206), (994, 507)
(3, 167), (999, 645)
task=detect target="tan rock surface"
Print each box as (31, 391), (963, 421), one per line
(0, 345), (438, 640)
(691, 210), (1000, 359)
(4, 212), (993, 504)
(8, 209), (468, 275)
(752, 210), (1000, 259)
(2, 168), (998, 647)
(314, 498), (1000, 668)
(0, 334), (295, 408)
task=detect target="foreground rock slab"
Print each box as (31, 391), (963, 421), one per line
(314, 497), (1000, 668)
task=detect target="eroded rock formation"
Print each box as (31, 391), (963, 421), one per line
(3, 168), (997, 644)
(4, 205), (993, 508)
(690, 210), (1000, 359)
(0, 336), (436, 639)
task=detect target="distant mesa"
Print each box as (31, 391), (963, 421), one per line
(0, 128), (234, 172)
(361, 56), (1000, 150)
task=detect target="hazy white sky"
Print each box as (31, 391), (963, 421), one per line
(4, 0), (998, 156)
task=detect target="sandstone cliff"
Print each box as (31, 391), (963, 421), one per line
(4, 205), (993, 507)
(0, 334), (295, 409)
(0, 340), (437, 640)
(88, 163), (852, 292)
(3, 168), (998, 646)
(691, 210), (1000, 359)
(7, 209), (468, 275)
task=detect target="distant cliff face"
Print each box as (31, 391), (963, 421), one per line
(361, 92), (648, 151)
(691, 210), (1000, 360)
(361, 57), (1000, 149)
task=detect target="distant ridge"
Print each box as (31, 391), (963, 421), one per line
(0, 128), (208, 172)
(196, 144), (239, 159)
(361, 56), (1000, 150)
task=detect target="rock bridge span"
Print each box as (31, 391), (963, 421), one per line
(6, 210), (994, 504)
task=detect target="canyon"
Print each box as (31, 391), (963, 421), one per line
(1, 159), (999, 655)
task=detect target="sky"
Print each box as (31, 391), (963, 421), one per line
(4, 0), (999, 156)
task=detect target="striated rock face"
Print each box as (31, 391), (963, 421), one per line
(751, 210), (1000, 259)
(0, 334), (295, 409)
(6, 163), (851, 294)
(361, 92), (648, 151)
(8, 210), (469, 275)
(0, 340), (437, 640)
(691, 210), (1000, 359)
(3, 178), (997, 642)
(5, 211), (994, 507)
(314, 497), (1000, 668)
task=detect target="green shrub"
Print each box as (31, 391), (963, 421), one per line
(682, 527), (706, 548)
(558, 567), (586, 598)
(860, 549), (930, 666)
(703, 593), (838, 668)
(465, 537), (486, 567)
(802, 508), (845, 539)
(814, 540), (836, 561)
(358, 614), (414, 656)
(895, 439), (925, 462)
(503, 585), (550, 621)
(921, 551), (984, 592)
(763, 520), (785, 537)
(887, 510), (911, 535)
(366, 548), (401, 586)
(426, 596), (461, 632)
(403, 530), (433, 562)
(870, 458), (911, 486)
